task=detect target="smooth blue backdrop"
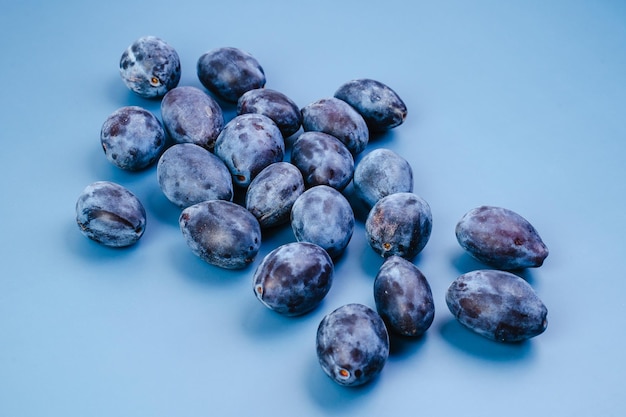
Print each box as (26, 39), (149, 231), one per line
(1, 1), (625, 416)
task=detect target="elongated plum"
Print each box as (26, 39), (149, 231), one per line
(301, 97), (369, 155)
(334, 79), (407, 131)
(455, 206), (549, 270)
(290, 131), (354, 191)
(237, 88), (302, 138)
(374, 256), (434, 337)
(157, 143), (233, 208)
(214, 113), (284, 188)
(446, 269), (548, 343)
(197, 47), (265, 103)
(160, 86), (224, 151)
(316, 303), (389, 387)
(179, 200), (261, 269)
(253, 242), (334, 316)
(245, 162), (304, 228)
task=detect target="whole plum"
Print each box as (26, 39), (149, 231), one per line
(446, 269), (548, 343)
(214, 113), (285, 188)
(301, 97), (369, 155)
(290, 185), (354, 259)
(253, 242), (334, 316)
(455, 206), (549, 270)
(290, 131), (354, 191)
(237, 88), (302, 138)
(353, 148), (413, 209)
(100, 106), (166, 171)
(157, 143), (233, 208)
(245, 162), (304, 228)
(316, 303), (389, 387)
(179, 200), (261, 269)
(365, 192), (432, 260)
(160, 86), (224, 151)
(334, 79), (407, 131)
(75, 181), (146, 247)
(373, 255), (434, 337)
(197, 47), (266, 103)
(119, 36), (181, 99)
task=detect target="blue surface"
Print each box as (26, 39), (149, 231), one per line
(1, 1), (625, 416)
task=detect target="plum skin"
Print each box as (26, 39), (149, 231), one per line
(316, 303), (389, 387)
(365, 192), (432, 260)
(75, 181), (146, 247)
(373, 255), (435, 337)
(290, 185), (355, 259)
(253, 242), (334, 316)
(446, 269), (548, 343)
(455, 206), (549, 269)
(179, 200), (261, 270)
(119, 35), (181, 98)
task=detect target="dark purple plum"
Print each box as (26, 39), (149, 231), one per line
(75, 181), (146, 247)
(353, 148), (413, 209)
(455, 206), (549, 270)
(197, 47), (266, 103)
(100, 106), (166, 171)
(245, 162), (304, 228)
(157, 143), (233, 208)
(214, 113), (285, 188)
(290, 131), (354, 191)
(373, 256), (434, 337)
(179, 200), (261, 269)
(237, 88), (302, 138)
(446, 269), (548, 343)
(316, 303), (389, 387)
(301, 97), (369, 155)
(334, 79), (407, 131)
(119, 36), (181, 99)
(160, 86), (224, 151)
(290, 185), (354, 259)
(365, 192), (432, 260)
(253, 242), (334, 316)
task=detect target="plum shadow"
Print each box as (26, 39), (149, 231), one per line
(306, 355), (380, 413)
(451, 250), (537, 285)
(439, 317), (533, 362)
(169, 241), (243, 287)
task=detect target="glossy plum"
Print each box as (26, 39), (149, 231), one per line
(179, 200), (261, 269)
(290, 185), (354, 259)
(157, 143), (233, 208)
(290, 131), (354, 191)
(100, 106), (166, 171)
(197, 47), (266, 103)
(373, 256), (435, 337)
(365, 192), (432, 259)
(316, 303), (389, 387)
(446, 269), (548, 343)
(334, 79), (407, 131)
(119, 36), (181, 98)
(75, 181), (146, 247)
(237, 88), (302, 138)
(245, 162), (305, 228)
(214, 113), (285, 188)
(353, 148), (413, 209)
(253, 242), (334, 316)
(455, 206), (549, 270)
(160, 86), (224, 151)
(301, 97), (369, 155)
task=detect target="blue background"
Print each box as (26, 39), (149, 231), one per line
(1, 1), (625, 416)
